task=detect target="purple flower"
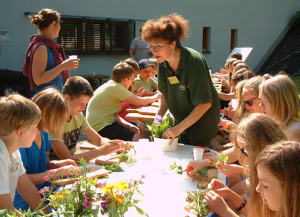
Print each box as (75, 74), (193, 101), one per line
(154, 115), (162, 123)
(96, 181), (107, 188)
(141, 174), (146, 179)
(83, 194), (90, 208)
(101, 201), (109, 210)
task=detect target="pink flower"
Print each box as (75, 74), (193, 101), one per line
(43, 175), (52, 181)
(38, 186), (50, 197)
(56, 168), (66, 173)
(48, 170), (57, 175)
(83, 194), (90, 208)
(96, 181), (107, 188)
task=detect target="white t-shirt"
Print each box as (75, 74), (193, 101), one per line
(0, 138), (26, 201)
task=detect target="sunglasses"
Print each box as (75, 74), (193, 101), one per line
(243, 97), (258, 106)
(240, 147), (248, 157)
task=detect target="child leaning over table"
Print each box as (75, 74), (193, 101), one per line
(14, 88), (78, 211)
(0, 94), (49, 215)
(48, 76), (124, 162)
(87, 61), (161, 141)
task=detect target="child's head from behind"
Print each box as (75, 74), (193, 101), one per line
(112, 61), (135, 89)
(138, 59), (154, 81)
(255, 141), (300, 216)
(33, 88), (69, 139)
(123, 58), (140, 79)
(149, 58), (158, 76)
(259, 74), (300, 127)
(63, 76), (94, 116)
(0, 94), (41, 146)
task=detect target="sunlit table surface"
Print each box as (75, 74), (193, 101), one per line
(84, 142), (225, 216)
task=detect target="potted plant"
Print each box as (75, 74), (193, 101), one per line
(147, 113), (178, 152)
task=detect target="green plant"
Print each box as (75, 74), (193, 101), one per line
(146, 114), (175, 139)
(169, 161), (184, 174)
(186, 189), (211, 216)
(207, 153), (228, 167)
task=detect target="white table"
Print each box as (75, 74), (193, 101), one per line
(88, 142), (226, 217)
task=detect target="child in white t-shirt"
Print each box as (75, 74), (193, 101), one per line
(0, 94), (49, 215)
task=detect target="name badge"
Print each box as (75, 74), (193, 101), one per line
(168, 76), (179, 84)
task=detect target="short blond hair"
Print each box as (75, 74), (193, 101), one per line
(259, 75), (300, 127)
(33, 88), (69, 139)
(0, 94), (41, 136)
(112, 62), (134, 83)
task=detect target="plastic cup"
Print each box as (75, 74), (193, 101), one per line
(69, 55), (77, 59)
(231, 99), (238, 111)
(93, 72), (96, 76)
(193, 148), (204, 161)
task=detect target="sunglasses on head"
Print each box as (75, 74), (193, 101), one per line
(243, 97), (258, 106)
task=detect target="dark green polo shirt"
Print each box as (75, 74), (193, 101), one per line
(158, 46), (220, 141)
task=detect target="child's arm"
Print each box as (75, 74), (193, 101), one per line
(0, 194), (21, 215)
(124, 94), (161, 107)
(82, 127), (108, 146)
(17, 173), (49, 215)
(116, 116), (140, 134)
(50, 139), (122, 163)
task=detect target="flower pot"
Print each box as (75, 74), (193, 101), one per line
(153, 137), (178, 152)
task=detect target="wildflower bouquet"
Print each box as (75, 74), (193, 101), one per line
(99, 177), (148, 217)
(147, 113), (175, 139)
(40, 158), (104, 217)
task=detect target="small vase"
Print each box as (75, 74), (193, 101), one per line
(153, 137), (178, 152)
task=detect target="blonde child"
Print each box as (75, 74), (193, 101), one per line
(13, 88), (78, 210)
(0, 94), (49, 214)
(259, 74), (300, 141)
(203, 113), (288, 216)
(253, 140), (300, 217)
(149, 57), (158, 82)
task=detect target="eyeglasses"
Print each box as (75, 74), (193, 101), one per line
(243, 97), (258, 106)
(128, 77), (134, 81)
(148, 43), (169, 52)
(240, 147), (248, 157)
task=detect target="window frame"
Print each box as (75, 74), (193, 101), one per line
(231, 29), (237, 51)
(202, 27), (211, 53)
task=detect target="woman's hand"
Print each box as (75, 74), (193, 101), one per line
(162, 125), (184, 145)
(217, 163), (244, 177)
(61, 58), (80, 70)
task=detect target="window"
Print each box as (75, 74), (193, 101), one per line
(231, 29), (237, 51)
(202, 27), (211, 52)
(58, 18), (135, 55)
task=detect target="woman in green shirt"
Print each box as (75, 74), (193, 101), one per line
(141, 14), (220, 146)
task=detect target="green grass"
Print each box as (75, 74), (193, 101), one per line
(291, 76), (300, 95)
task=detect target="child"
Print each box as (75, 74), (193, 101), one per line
(87, 61), (161, 141)
(48, 76), (124, 162)
(14, 88), (78, 210)
(259, 74), (300, 141)
(133, 59), (158, 96)
(203, 113), (288, 216)
(253, 140), (300, 217)
(0, 94), (49, 214)
(149, 57), (158, 82)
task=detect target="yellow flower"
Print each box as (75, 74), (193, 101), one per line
(50, 191), (66, 200)
(113, 193), (124, 205)
(103, 184), (116, 195)
(116, 181), (128, 190)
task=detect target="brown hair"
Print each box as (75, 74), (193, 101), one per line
(230, 52), (243, 60)
(112, 62), (134, 83)
(229, 62), (248, 85)
(141, 13), (190, 47)
(33, 88), (69, 139)
(231, 68), (255, 87)
(63, 76), (94, 100)
(253, 141), (300, 217)
(29, 8), (61, 31)
(259, 75), (300, 128)
(123, 58), (139, 71)
(0, 94), (41, 136)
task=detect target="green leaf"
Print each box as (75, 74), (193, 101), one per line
(134, 205), (148, 216)
(136, 189), (145, 196)
(133, 199), (142, 204)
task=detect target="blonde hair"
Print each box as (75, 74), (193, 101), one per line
(234, 113), (288, 217)
(149, 58), (158, 68)
(259, 75), (300, 128)
(253, 141), (300, 217)
(32, 88), (69, 139)
(233, 80), (247, 123)
(0, 94), (41, 136)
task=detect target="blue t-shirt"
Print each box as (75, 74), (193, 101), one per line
(34, 46), (63, 95)
(14, 132), (52, 210)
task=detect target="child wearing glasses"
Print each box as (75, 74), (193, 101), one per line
(259, 74), (300, 141)
(87, 61), (160, 141)
(198, 113), (288, 216)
